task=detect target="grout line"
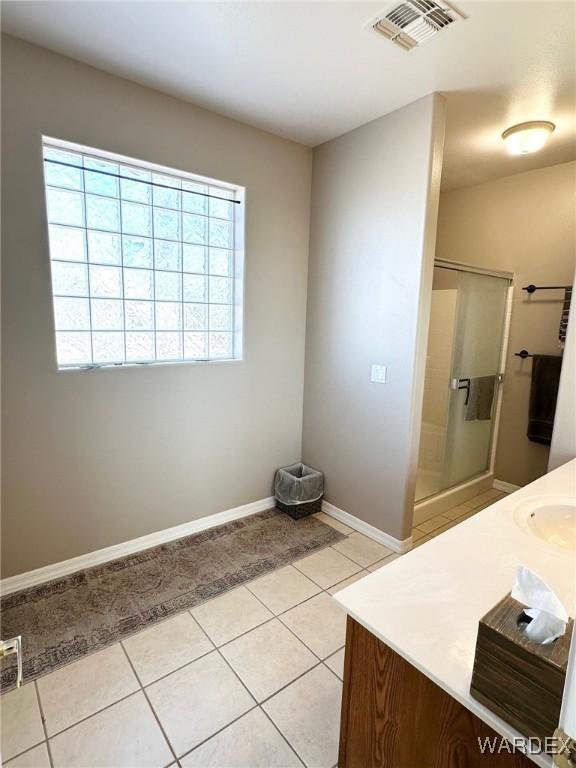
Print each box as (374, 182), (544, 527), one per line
(314, 513), (354, 537)
(119, 641), (179, 766)
(248, 603), (323, 663)
(258, 658), (325, 708)
(276, 608), (344, 663)
(176, 591), (333, 766)
(38, 689), (142, 742)
(144, 607), (263, 763)
(322, 658), (344, 684)
(34, 680), (54, 768)
(291, 556), (363, 590)
(4, 741), (49, 767)
(329, 540), (394, 570)
(243, 573), (322, 607)
(193, 612), (277, 650)
(207, 577), (335, 705)
(241, 576), (347, 658)
(412, 495), (509, 540)
(4, 686), (48, 766)
(328, 542), (386, 569)
(172, 612), (298, 762)
(218, 610), (324, 686)
(175, 702), (260, 763)
(189, 618), (263, 727)
(193, 578), (334, 649)
(132, 644), (216, 691)
(259, 705), (308, 768)
(181, 570), (353, 664)
(256, 658), (343, 767)
(119, 579), (339, 697)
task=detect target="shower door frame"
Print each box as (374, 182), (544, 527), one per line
(413, 258), (514, 525)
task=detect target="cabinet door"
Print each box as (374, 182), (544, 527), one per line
(339, 617), (534, 768)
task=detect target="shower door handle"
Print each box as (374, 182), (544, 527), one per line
(449, 377), (471, 405)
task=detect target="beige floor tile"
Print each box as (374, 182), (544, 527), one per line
(463, 494), (484, 509)
(220, 619), (316, 702)
(314, 512), (353, 535)
(293, 548), (361, 589)
(123, 612), (213, 685)
(412, 528), (428, 541)
(191, 585), (273, 646)
(331, 532), (394, 567)
(412, 534), (432, 549)
(464, 489), (505, 508)
(433, 519), (462, 537)
(417, 514), (451, 534)
(442, 503), (473, 521)
(49, 691), (172, 768)
(263, 665), (342, 768)
(37, 643), (139, 736)
(452, 506), (480, 522)
(4, 742), (51, 768)
(324, 649), (345, 681)
(0, 684), (45, 762)
(280, 594), (346, 659)
(147, 650), (254, 756)
(327, 571), (367, 595)
(367, 553), (402, 571)
(180, 707), (301, 768)
(245, 565), (320, 615)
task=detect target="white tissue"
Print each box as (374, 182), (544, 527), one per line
(511, 565), (568, 645)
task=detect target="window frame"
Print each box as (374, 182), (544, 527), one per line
(42, 135), (245, 372)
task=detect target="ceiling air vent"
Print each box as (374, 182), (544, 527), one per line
(370, 0), (465, 51)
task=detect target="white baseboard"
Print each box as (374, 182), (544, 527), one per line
(321, 500), (412, 553)
(1, 496), (276, 597)
(493, 479), (521, 493)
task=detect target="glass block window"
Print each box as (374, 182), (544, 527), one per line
(42, 138), (244, 369)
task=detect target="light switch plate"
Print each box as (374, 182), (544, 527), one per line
(370, 364), (387, 384)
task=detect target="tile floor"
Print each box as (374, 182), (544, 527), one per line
(1, 491), (506, 768)
(411, 488), (507, 549)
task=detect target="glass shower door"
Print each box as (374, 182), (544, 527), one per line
(416, 265), (510, 501)
(440, 270), (510, 490)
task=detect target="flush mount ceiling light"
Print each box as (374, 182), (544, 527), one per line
(502, 121), (555, 156)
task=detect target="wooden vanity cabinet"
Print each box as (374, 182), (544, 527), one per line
(339, 617), (535, 768)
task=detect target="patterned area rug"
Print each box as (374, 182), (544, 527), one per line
(0, 509), (343, 689)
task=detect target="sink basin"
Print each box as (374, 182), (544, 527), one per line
(513, 496), (576, 550)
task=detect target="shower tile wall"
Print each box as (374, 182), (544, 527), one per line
(416, 289), (457, 500)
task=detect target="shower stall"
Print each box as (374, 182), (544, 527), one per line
(415, 260), (513, 516)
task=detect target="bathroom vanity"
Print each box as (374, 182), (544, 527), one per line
(334, 460), (575, 768)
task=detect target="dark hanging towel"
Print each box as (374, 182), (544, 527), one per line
(465, 376), (496, 421)
(527, 355), (563, 445)
(559, 286), (572, 345)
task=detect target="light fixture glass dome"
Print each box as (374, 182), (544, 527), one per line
(502, 121), (555, 155)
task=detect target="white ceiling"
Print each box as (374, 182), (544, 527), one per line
(2, 1), (575, 190)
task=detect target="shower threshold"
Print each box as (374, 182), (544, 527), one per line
(413, 471), (495, 527)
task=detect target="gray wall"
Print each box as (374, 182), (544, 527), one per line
(1, 35), (312, 577)
(302, 95), (446, 542)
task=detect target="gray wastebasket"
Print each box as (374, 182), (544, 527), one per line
(274, 463), (324, 519)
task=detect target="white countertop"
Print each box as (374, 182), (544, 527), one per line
(334, 460), (576, 768)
